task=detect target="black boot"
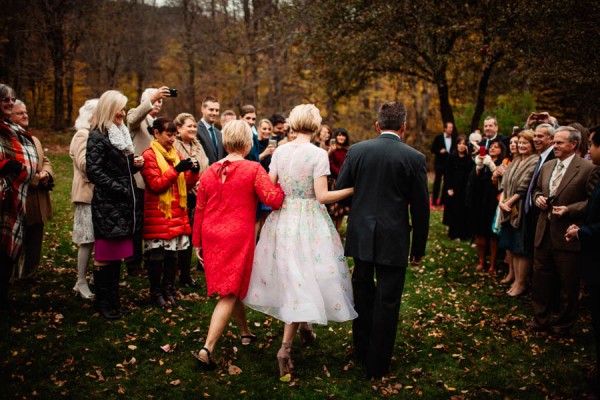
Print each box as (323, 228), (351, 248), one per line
(178, 247), (198, 288)
(107, 262), (131, 316)
(163, 251), (179, 308)
(147, 260), (168, 309)
(0, 254), (14, 312)
(93, 267), (120, 320)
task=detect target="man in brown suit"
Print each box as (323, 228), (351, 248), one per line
(531, 126), (600, 334)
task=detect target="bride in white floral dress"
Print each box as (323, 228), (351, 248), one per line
(244, 104), (357, 378)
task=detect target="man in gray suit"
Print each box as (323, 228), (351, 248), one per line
(197, 95), (225, 165)
(336, 101), (430, 378)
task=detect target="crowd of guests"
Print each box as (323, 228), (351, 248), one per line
(434, 114), (600, 388)
(1, 81), (597, 387)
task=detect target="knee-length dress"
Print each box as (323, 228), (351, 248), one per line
(244, 142), (358, 325)
(192, 159), (284, 298)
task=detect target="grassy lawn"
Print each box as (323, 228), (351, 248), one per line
(0, 133), (596, 399)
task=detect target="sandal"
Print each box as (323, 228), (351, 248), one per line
(240, 334), (257, 346)
(191, 347), (217, 370)
(277, 343), (294, 377)
(299, 328), (317, 347)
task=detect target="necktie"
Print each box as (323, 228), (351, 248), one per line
(549, 161), (564, 197)
(209, 126), (217, 150)
(525, 157), (544, 213)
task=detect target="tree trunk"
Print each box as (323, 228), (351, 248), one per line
(435, 71), (455, 133)
(52, 56), (64, 130)
(470, 60), (495, 133)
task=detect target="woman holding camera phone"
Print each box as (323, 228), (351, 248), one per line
(141, 118), (196, 309)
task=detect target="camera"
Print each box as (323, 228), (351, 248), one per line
(168, 88), (178, 97)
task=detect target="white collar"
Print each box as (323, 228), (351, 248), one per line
(380, 131), (400, 139)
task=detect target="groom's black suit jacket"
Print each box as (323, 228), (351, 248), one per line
(336, 133), (430, 267)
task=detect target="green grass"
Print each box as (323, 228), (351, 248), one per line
(0, 135), (596, 399)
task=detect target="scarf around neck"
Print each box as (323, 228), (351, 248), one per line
(150, 140), (187, 218)
(107, 123), (134, 155)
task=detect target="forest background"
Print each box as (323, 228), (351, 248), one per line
(1, 0), (599, 155)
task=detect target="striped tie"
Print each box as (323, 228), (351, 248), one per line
(549, 161), (564, 197)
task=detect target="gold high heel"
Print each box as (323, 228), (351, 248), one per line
(277, 342), (293, 377)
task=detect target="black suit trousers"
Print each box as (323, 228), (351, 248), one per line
(432, 168), (446, 205)
(352, 258), (407, 378)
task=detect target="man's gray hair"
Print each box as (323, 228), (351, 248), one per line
(537, 123), (556, 138)
(556, 126), (581, 144)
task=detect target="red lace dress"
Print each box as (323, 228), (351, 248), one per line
(192, 159), (284, 298)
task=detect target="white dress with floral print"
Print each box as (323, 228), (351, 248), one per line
(244, 142), (357, 325)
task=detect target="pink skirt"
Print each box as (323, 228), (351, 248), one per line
(94, 238), (133, 262)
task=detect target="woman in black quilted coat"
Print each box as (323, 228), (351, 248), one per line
(86, 90), (144, 319)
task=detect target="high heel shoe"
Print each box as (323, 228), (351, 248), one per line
(277, 343), (293, 378)
(73, 279), (95, 300)
(192, 347), (217, 370)
(299, 328), (317, 347)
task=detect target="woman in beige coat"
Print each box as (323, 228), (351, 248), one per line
(497, 130), (539, 296)
(10, 100), (53, 281)
(173, 113), (208, 287)
(69, 99), (98, 299)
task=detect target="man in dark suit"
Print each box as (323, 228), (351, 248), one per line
(335, 102), (430, 378)
(565, 129), (600, 392)
(197, 95), (225, 165)
(531, 126), (600, 335)
(430, 121), (454, 206)
(480, 116), (509, 150)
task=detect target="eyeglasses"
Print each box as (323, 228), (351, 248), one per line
(2, 97), (16, 103)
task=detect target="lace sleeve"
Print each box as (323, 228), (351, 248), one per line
(254, 164), (284, 209)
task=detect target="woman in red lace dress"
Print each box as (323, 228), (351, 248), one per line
(192, 120), (284, 369)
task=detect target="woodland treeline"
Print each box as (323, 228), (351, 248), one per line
(1, 0), (599, 145)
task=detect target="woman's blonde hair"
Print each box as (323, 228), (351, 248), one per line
(288, 104), (322, 134)
(222, 120), (252, 153)
(518, 129), (535, 153)
(259, 118), (273, 130)
(91, 90), (127, 133)
(173, 112), (195, 128)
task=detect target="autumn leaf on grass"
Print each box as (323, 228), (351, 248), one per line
(161, 344), (173, 353)
(228, 365), (242, 375)
(95, 369), (105, 381)
(128, 345), (137, 350)
(170, 379), (181, 386)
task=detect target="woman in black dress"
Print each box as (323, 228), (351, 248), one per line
(468, 140), (506, 273)
(443, 135), (474, 240)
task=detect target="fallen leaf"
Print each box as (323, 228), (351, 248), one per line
(170, 379), (181, 386)
(228, 365), (242, 375)
(128, 345), (137, 350)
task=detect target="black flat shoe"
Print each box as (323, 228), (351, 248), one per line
(192, 347), (217, 370)
(180, 278), (199, 288)
(241, 334), (257, 346)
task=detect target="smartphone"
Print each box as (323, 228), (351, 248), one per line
(168, 88), (178, 97)
(330, 138), (336, 146)
(479, 146), (486, 157)
(268, 139), (277, 148)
